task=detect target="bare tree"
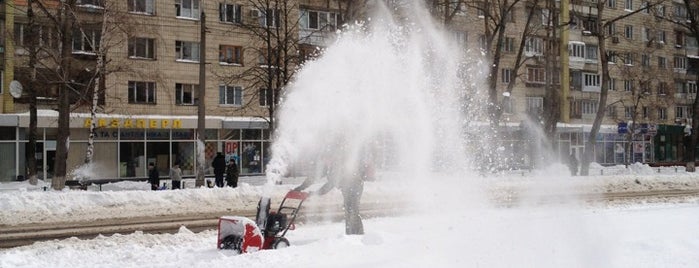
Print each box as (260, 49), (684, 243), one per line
(577, 0), (660, 175)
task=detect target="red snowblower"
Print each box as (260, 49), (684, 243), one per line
(217, 190), (310, 253)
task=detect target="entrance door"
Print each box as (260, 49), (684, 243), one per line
(44, 141), (56, 180)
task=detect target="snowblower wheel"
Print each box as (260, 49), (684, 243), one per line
(220, 235), (243, 253)
(272, 237), (290, 249)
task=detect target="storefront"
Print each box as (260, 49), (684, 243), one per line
(0, 113), (270, 182)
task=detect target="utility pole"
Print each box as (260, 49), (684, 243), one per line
(196, 11), (207, 187)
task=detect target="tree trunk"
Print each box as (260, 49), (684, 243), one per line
(26, 0), (39, 185)
(580, 2), (609, 175)
(51, 1), (74, 190)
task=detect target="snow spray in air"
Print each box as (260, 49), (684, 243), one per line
(266, 1), (490, 190)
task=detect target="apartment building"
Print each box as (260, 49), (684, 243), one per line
(443, 0), (697, 165)
(0, 0), (342, 181)
(0, 0), (695, 181)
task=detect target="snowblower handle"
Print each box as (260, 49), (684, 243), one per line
(285, 190), (310, 201)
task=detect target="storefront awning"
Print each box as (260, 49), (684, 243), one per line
(0, 114), (18, 126)
(222, 119), (269, 129)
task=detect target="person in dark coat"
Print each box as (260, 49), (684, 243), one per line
(148, 162), (160, 191)
(212, 152), (226, 188)
(226, 160), (239, 188)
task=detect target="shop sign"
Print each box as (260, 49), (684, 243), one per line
(617, 122), (628, 134)
(84, 118), (182, 129)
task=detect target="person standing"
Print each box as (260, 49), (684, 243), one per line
(568, 153), (578, 176)
(226, 160), (239, 188)
(294, 158), (369, 235)
(148, 162), (160, 191)
(212, 152), (226, 188)
(170, 161), (183, 190)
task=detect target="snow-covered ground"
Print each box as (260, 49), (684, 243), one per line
(1, 163), (698, 267)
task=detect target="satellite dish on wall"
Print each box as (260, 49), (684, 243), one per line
(9, 80), (23, 98)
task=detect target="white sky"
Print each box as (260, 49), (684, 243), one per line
(1, 163), (698, 268)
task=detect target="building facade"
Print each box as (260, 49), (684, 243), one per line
(0, 0), (697, 182)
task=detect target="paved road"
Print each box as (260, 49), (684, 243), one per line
(1, 189), (697, 249)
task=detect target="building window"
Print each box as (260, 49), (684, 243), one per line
(607, 50), (617, 63)
(641, 54), (650, 66)
(128, 37), (155, 59)
(77, 0), (104, 7)
(526, 97), (543, 115)
(259, 88), (272, 107)
(675, 30), (685, 47)
(300, 9), (341, 30)
(624, 25), (634, 39)
(73, 28), (101, 53)
(674, 3), (688, 20)
(607, 105), (617, 117)
(657, 30), (666, 43)
(219, 45), (243, 65)
(658, 107), (667, 120)
(625, 106), (634, 119)
(478, 35), (487, 50)
(128, 0), (155, 15)
(606, 22), (616, 36)
(219, 3), (242, 23)
(176, 0), (200, 19)
(259, 9), (280, 28)
(527, 67), (545, 84)
(676, 106), (690, 119)
(175, 83), (198, 105)
(624, 52), (634, 65)
(688, 36), (699, 48)
(128, 81), (156, 104)
(674, 55), (686, 70)
(676, 80), (687, 93)
(586, 45), (598, 61)
(219, 85), (242, 105)
(582, 16), (598, 34)
(607, 0), (616, 8)
(175, 41), (200, 62)
(569, 42), (585, 59)
(503, 37), (515, 52)
(501, 68), (512, 84)
(525, 37), (544, 56)
(658, 56), (666, 68)
(625, 0), (633, 10)
(583, 73), (601, 92)
(689, 81), (698, 95)
(624, 80), (634, 91)
(608, 78), (616, 91)
(581, 100), (598, 115)
(658, 82), (668, 95)
(642, 27), (651, 42)
(642, 106), (650, 119)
